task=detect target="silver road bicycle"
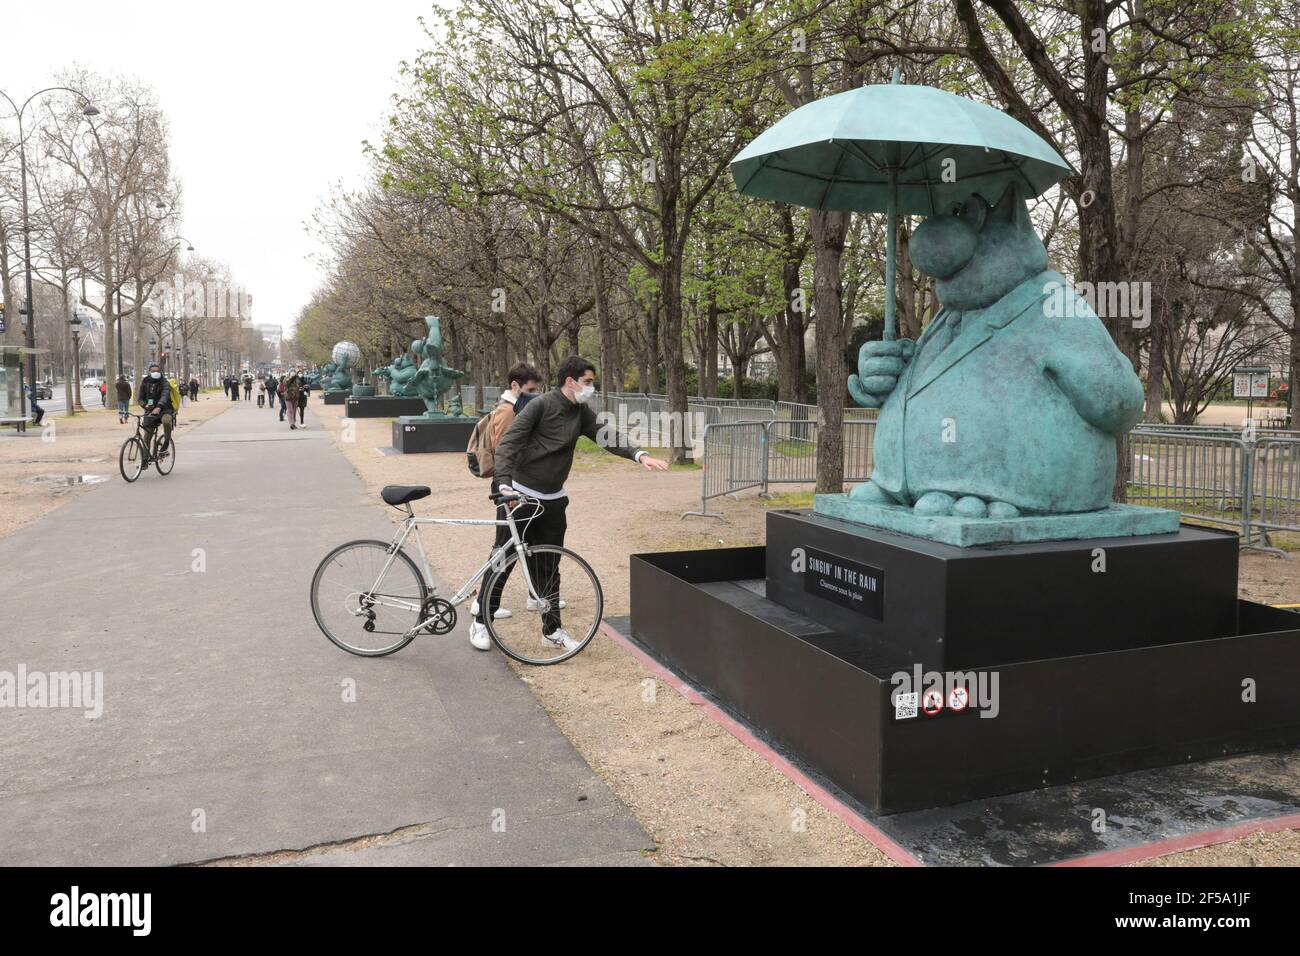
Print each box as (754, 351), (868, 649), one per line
(310, 485), (603, 665)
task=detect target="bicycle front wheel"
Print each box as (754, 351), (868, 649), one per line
(485, 545), (603, 665)
(119, 436), (144, 482)
(311, 540), (428, 656)
(155, 436), (175, 475)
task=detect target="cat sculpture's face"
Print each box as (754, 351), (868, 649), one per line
(909, 184), (1049, 312)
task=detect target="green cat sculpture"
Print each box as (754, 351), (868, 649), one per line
(818, 183), (1177, 544)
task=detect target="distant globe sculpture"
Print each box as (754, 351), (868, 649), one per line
(324, 341), (360, 393)
(332, 341), (361, 367)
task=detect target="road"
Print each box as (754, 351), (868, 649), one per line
(0, 398), (652, 865)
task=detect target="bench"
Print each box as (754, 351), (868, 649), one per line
(0, 416), (30, 434)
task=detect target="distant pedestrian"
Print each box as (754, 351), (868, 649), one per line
(228, 375), (239, 402)
(278, 377), (288, 421)
(243, 373), (253, 400)
(265, 374), (278, 412)
(115, 375), (132, 424)
(26, 384), (44, 427)
(189, 378), (199, 401)
(256, 379), (266, 407)
(285, 369), (303, 430)
(99, 381), (107, 406)
(295, 374), (309, 426)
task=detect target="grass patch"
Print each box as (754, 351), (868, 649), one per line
(764, 491), (814, 509)
(770, 439), (815, 458)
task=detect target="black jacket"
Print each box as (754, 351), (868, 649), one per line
(138, 376), (173, 412)
(494, 388), (641, 495)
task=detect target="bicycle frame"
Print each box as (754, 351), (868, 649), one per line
(362, 499), (547, 637)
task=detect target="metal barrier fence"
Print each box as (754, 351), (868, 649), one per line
(685, 417), (1300, 546)
(681, 422), (768, 518)
(1125, 430), (1248, 531)
(684, 419), (876, 518)
(459, 385), (501, 410)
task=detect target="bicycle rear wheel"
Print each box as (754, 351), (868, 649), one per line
(119, 436), (144, 482)
(311, 540), (428, 656)
(484, 544), (602, 665)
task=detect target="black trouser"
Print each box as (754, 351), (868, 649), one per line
(477, 496), (568, 635)
(142, 411), (173, 453)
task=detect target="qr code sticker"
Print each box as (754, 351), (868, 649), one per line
(894, 692), (918, 720)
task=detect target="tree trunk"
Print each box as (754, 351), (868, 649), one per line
(60, 270), (74, 415)
(811, 209), (850, 493)
(897, 218), (921, 340)
(703, 295), (719, 397)
(660, 252), (689, 462)
(102, 234), (117, 387)
(1143, 305), (1166, 423)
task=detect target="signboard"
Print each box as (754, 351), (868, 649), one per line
(1233, 367), (1270, 399)
(803, 546), (884, 620)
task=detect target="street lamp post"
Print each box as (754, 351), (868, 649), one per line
(0, 87), (98, 417)
(68, 313), (83, 413)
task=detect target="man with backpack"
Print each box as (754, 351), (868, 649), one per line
(466, 363), (543, 625)
(468, 356), (668, 652)
(137, 362), (175, 460)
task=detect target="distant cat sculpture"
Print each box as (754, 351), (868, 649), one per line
(847, 183), (1144, 518)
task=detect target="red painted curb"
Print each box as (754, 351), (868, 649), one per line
(598, 620), (922, 867)
(1052, 810), (1300, 867)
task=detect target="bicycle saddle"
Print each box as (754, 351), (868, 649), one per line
(380, 485), (431, 506)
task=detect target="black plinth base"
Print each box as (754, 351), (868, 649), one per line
(629, 516), (1300, 813)
(323, 391), (348, 405)
(392, 417), (476, 453)
(766, 510), (1238, 671)
(345, 396), (427, 418)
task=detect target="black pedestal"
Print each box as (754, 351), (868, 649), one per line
(345, 396), (427, 418)
(392, 417), (476, 453)
(323, 391), (347, 405)
(629, 510), (1300, 813)
(766, 510), (1239, 671)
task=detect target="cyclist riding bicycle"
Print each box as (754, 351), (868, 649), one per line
(137, 362), (174, 461)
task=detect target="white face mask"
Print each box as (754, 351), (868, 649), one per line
(574, 383), (595, 404)
(150, 371), (161, 380)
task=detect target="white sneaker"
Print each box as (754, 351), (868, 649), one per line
(470, 599), (512, 620)
(542, 628), (581, 651)
(528, 597), (566, 611)
(469, 622), (492, 651)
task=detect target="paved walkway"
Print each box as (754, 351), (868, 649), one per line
(0, 399), (651, 865)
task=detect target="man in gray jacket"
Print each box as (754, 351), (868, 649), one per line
(472, 355), (668, 651)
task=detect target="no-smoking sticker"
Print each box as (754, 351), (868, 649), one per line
(948, 686), (969, 712)
(921, 688), (944, 716)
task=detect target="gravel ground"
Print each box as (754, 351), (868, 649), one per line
(315, 405), (1300, 867)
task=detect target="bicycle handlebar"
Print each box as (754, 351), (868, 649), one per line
(490, 490), (535, 505)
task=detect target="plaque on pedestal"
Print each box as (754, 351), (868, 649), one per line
(345, 396), (428, 418)
(392, 416), (476, 453)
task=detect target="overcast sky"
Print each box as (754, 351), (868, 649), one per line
(3, 0), (436, 334)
